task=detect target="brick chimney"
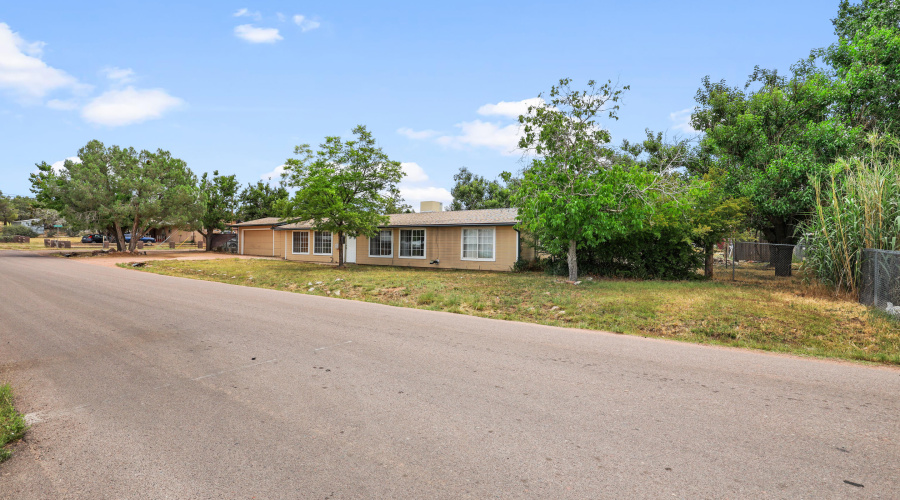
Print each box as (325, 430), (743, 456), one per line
(420, 201), (443, 213)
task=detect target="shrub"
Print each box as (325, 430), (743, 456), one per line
(1, 225), (38, 238)
(544, 229), (703, 280)
(512, 258), (547, 273)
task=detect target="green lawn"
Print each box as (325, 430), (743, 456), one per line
(0, 384), (27, 463)
(123, 258), (900, 365)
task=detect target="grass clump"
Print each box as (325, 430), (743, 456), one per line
(0, 384), (27, 463)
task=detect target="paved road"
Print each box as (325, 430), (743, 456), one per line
(1, 251), (898, 499)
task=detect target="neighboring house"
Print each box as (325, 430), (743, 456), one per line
(12, 219), (45, 235)
(149, 227), (199, 244)
(230, 202), (534, 271)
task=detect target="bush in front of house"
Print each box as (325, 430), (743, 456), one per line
(544, 228), (703, 280)
(1, 225), (38, 238)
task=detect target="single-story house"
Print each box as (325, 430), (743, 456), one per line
(230, 202), (534, 271)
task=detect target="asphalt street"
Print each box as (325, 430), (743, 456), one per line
(1, 250), (897, 498)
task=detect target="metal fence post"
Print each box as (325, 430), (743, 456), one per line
(731, 238), (735, 281)
(873, 250), (880, 307)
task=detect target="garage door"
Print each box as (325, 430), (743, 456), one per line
(242, 229), (273, 256)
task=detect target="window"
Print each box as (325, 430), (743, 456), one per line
(368, 230), (393, 257)
(292, 231), (308, 254)
(314, 231), (332, 255)
(400, 229), (425, 258)
(461, 227), (495, 261)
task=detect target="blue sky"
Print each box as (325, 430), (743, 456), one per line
(1, 1), (840, 209)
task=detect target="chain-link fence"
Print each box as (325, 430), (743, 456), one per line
(859, 249), (900, 315)
(725, 241), (799, 279)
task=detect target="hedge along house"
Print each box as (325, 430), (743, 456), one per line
(230, 202), (534, 271)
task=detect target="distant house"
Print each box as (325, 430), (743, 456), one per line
(230, 202), (534, 271)
(12, 219), (44, 235)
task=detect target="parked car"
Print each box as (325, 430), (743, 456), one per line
(124, 234), (156, 243)
(125, 234), (156, 243)
(81, 234), (103, 243)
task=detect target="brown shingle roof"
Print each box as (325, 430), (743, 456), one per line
(382, 208), (518, 227)
(235, 208), (520, 230)
(230, 217), (283, 227)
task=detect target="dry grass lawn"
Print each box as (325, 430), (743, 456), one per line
(123, 258), (900, 365)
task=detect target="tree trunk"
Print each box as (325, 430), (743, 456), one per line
(337, 231), (344, 267)
(773, 245), (792, 277)
(704, 244), (715, 278)
(128, 219), (140, 253)
(763, 218), (794, 277)
(567, 239), (577, 281)
(199, 230), (211, 251)
(114, 224), (126, 252)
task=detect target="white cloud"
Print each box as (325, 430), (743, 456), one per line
(233, 8), (262, 21)
(48, 156), (80, 174)
(400, 186), (453, 209)
(81, 86), (183, 126)
(261, 164), (287, 182)
(397, 127), (439, 140)
(276, 12), (286, 22)
(400, 162), (429, 183)
(437, 120), (523, 155)
(670, 108), (700, 135)
(101, 66), (135, 84)
(0, 22), (84, 100)
(234, 24), (283, 43)
(292, 15), (320, 32)
(477, 97), (544, 118)
(46, 99), (79, 110)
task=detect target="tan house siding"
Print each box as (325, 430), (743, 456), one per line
(282, 230), (339, 264)
(236, 217), (535, 272)
(356, 225), (521, 271)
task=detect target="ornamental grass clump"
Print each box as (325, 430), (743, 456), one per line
(804, 136), (900, 296)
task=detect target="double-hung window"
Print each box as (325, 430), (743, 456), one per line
(461, 227), (495, 261)
(368, 230), (393, 257)
(399, 229), (425, 258)
(313, 231), (332, 255)
(292, 231), (309, 254)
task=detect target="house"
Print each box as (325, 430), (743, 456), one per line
(230, 202), (534, 271)
(12, 219), (45, 235)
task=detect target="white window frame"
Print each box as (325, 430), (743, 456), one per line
(368, 229), (394, 258)
(399, 228), (426, 259)
(292, 231), (309, 255)
(313, 231), (332, 255)
(460, 227), (496, 262)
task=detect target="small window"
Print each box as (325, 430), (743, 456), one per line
(400, 229), (425, 258)
(314, 231), (332, 255)
(369, 230), (393, 257)
(292, 231), (308, 254)
(461, 227), (495, 261)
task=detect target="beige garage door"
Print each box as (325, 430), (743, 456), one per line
(242, 230), (273, 256)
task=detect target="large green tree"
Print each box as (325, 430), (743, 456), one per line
(0, 191), (17, 225)
(691, 65), (862, 249)
(31, 140), (202, 252)
(237, 181), (289, 221)
(195, 170), (238, 251)
(513, 78), (683, 281)
(449, 167), (514, 210)
(823, 0), (900, 134)
(280, 125), (405, 267)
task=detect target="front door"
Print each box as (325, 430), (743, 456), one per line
(345, 236), (356, 263)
